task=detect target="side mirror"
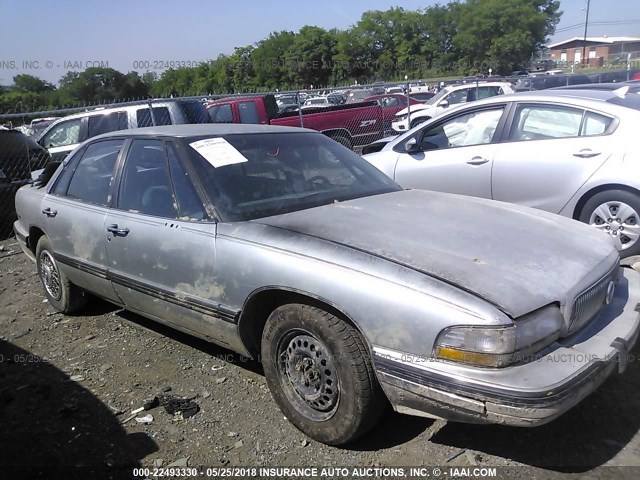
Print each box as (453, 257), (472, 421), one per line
(404, 137), (420, 153)
(440, 100), (449, 108)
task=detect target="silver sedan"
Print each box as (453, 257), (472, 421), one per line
(13, 124), (640, 445)
(363, 90), (640, 257)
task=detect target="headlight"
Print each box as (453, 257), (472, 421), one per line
(396, 114), (408, 122)
(433, 305), (563, 367)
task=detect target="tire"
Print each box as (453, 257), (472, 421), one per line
(36, 236), (87, 314)
(410, 117), (429, 129)
(579, 189), (640, 258)
(261, 304), (386, 445)
(330, 135), (352, 150)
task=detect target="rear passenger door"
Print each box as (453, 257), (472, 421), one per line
(104, 139), (232, 343)
(491, 103), (615, 213)
(42, 139), (124, 302)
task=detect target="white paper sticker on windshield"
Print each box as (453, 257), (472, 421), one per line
(189, 137), (248, 168)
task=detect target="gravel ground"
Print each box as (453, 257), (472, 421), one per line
(1, 235), (640, 479)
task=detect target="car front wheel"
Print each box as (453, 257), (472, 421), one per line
(261, 304), (386, 445)
(36, 236), (87, 313)
(579, 190), (640, 257)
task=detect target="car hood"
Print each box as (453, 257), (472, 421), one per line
(395, 104), (432, 117)
(254, 189), (617, 318)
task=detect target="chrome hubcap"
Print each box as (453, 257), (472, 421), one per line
(278, 332), (338, 420)
(40, 250), (61, 300)
(590, 201), (640, 250)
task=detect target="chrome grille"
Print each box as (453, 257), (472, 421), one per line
(568, 266), (618, 334)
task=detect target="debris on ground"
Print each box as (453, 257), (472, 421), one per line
(135, 414), (154, 424)
(167, 457), (189, 468)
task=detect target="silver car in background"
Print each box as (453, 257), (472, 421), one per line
(364, 89), (640, 257)
(13, 125), (640, 445)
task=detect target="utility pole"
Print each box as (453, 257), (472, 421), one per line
(582, 0), (591, 67)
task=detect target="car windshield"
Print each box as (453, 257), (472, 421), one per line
(425, 88), (450, 105)
(186, 132), (401, 221)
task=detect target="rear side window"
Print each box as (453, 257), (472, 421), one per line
(208, 104), (234, 123)
(65, 140), (123, 205)
(509, 105), (583, 141)
(136, 107), (172, 127)
(581, 112), (613, 136)
(179, 101), (210, 124)
(238, 102), (260, 124)
(87, 112), (128, 138)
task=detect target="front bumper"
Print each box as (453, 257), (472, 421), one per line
(374, 267), (640, 426)
(391, 119), (409, 132)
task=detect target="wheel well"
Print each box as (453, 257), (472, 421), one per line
(322, 129), (351, 142)
(237, 289), (357, 358)
(573, 184), (640, 220)
(28, 226), (46, 255)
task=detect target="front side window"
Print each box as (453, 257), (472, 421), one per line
(419, 107), (505, 151)
(509, 105), (583, 141)
(238, 102), (260, 124)
(65, 140), (123, 205)
(167, 143), (206, 220)
(41, 118), (82, 148)
(87, 112), (128, 138)
(443, 89), (468, 106)
(118, 139), (177, 218)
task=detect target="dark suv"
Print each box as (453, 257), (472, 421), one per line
(0, 128), (51, 238)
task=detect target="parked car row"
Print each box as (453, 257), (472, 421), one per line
(363, 88), (640, 257)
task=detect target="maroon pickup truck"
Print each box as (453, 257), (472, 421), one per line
(205, 94), (383, 149)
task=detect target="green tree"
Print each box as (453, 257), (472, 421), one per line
(12, 74), (55, 93)
(453, 0), (561, 74)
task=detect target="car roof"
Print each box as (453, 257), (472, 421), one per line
(447, 81), (512, 90)
(42, 99), (201, 125)
(88, 124), (315, 142)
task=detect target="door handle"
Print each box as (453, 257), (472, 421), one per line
(41, 207), (57, 218)
(467, 157), (489, 166)
(106, 224), (130, 237)
(573, 149), (601, 158)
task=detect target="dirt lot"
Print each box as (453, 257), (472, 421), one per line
(1, 235), (640, 479)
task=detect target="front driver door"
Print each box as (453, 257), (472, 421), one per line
(104, 139), (234, 346)
(393, 105), (508, 199)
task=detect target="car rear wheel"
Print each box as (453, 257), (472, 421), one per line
(261, 304), (386, 445)
(579, 190), (640, 257)
(36, 236), (87, 313)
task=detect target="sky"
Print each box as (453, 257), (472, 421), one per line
(1, 0), (639, 86)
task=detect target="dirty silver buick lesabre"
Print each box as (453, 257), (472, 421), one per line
(13, 124), (640, 445)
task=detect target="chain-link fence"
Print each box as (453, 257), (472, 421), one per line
(2, 70), (640, 238)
